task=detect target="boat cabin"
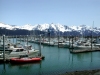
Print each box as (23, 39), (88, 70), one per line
(13, 48), (26, 52)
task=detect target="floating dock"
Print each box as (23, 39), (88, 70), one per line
(70, 48), (100, 53)
(0, 57), (13, 63)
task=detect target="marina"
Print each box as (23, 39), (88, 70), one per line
(0, 35), (100, 75)
(1, 0), (100, 74)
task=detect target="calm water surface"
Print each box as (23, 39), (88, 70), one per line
(0, 39), (100, 75)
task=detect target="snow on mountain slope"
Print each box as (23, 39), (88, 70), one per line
(0, 22), (20, 30)
(70, 25), (91, 31)
(32, 23), (68, 32)
(0, 22), (14, 30)
(0, 22), (100, 34)
(32, 24), (50, 31)
(19, 24), (36, 30)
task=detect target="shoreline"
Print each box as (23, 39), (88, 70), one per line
(61, 69), (100, 75)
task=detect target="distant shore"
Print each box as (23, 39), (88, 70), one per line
(61, 69), (100, 75)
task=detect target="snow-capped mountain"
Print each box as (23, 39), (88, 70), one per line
(32, 23), (71, 32)
(0, 22), (71, 32)
(0, 22), (20, 30)
(0, 22), (100, 36)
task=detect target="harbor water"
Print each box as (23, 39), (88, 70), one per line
(0, 38), (100, 75)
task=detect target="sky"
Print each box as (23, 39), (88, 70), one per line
(0, 0), (100, 27)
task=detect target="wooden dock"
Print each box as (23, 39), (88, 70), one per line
(0, 57), (18, 62)
(70, 48), (100, 53)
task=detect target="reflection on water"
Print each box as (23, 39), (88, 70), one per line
(0, 63), (6, 75)
(0, 39), (100, 75)
(9, 63), (36, 69)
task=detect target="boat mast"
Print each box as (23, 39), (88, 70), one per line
(39, 34), (41, 56)
(91, 21), (94, 50)
(3, 35), (5, 62)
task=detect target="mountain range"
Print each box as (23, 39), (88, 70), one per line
(0, 22), (100, 36)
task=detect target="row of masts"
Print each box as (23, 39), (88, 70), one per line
(1, 34), (100, 47)
(1, 34), (100, 52)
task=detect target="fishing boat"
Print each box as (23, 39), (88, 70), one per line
(0, 46), (39, 58)
(10, 57), (41, 64)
